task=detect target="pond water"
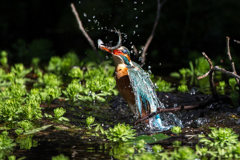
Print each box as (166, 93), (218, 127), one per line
(6, 89), (240, 159)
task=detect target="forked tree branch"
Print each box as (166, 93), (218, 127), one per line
(70, 3), (103, 62)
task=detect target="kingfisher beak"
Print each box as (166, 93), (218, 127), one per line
(98, 39), (111, 53)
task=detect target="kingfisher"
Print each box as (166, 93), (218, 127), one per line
(98, 30), (182, 131)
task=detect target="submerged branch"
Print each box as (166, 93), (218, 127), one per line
(134, 95), (230, 125)
(70, 3), (103, 62)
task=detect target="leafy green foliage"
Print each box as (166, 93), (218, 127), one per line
(47, 52), (80, 75)
(171, 126), (182, 135)
(40, 87), (62, 106)
(105, 123), (136, 142)
(199, 127), (238, 148)
(18, 120), (33, 132)
(54, 107), (69, 121)
(0, 50), (8, 68)
(155, 78), (175, 92)
(68, 67), (83, 79)
(0, 131), (15, 149)
(177, 84), (188, 92)
(86, 116), (95, 129)
(197, 127), (240, 159)
(15, 135), (38, 150)
(51, 154), (70, 160)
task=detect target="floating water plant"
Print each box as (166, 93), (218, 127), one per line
(105, 123), (136, 142)
(177, 84), (188, 92)
(86, 116), (95, 129)
(171, 126), (182, 135)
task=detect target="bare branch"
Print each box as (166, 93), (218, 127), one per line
(70, 3), (103, 62)
(212, 66), (240, 80)
(226, 36), (239, 84)
(141, 0), (167, 64)
(132, 45), (138, 56)
(234, 39), (240, 44)
(197, 52), (217, 98)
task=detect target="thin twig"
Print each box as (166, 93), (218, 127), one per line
(226, 36), (239, 85)
(132, 45), (138, 56)
(141, 0), (167, 64)
(70, 3), (103, 62)
(197, 52), (217, 98)
(234, 39), (240, 44)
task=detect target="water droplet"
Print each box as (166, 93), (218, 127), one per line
(83, 13), (87, 17)
(121, 24), (124, 27)
(121, 0), (123, 2)
(148, 70), (152, 74)
(79, 1), (81, 4)
(93, 16), (95, 19)
(141, 10), (144, 12)
(135, 24), (138, 28)
(135, 16), (138, 19)
(139, 50), (142, 54)
(148, 66), (151, 69)
(106, 56), (109, 59)
(159, 63), (161, 66)
(88, 19), (91, 22)
(137, 34), (140, 37)
(142, 2), (144, 4)
(134, 8), (137, 10)
(134, 1), (137, 4)
(133, 31), (136, 35)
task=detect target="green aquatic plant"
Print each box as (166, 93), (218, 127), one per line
(155, 78), (175, 92)
(199, 127), (239, 148)
(51, 154), (70, 160)
(0, 131), (15, 160)
(43, 73), (61, 87)
(0, 131), (15, 149)
(40, 87), (61, 106)
(31, 57), (40, 74)
(105, 123), (136, 142)
(11, 63), (32, 79)
(86, 116), (95, 129)
(54, 107), (69, 121)
(177, 84), (188, 92)
(0, 50), (8, 68)
(16, 135), (38, 150)
(171, 126), (182, 135)
(62, 82), (82, 104)
(229, 78), (237, 91)
(152, 144), (164, 153)
(171, 146), (198, 160)
(18, 120), (33, 132)
(68, 67), (83, 79)
(47, 52), (80, 75)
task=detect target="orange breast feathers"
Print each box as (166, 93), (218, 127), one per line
(115, 64), (136, 111)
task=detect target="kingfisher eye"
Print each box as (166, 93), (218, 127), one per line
(122, 49), (128, 54)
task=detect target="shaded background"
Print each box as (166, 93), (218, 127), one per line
(1, 0), (240, 75)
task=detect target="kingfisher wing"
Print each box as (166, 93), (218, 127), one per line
(128, 61), (165, 117)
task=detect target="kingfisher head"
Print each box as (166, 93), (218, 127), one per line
(98, 30), (132, 66)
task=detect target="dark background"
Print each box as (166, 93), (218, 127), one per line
(1, 0), (240, 75)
